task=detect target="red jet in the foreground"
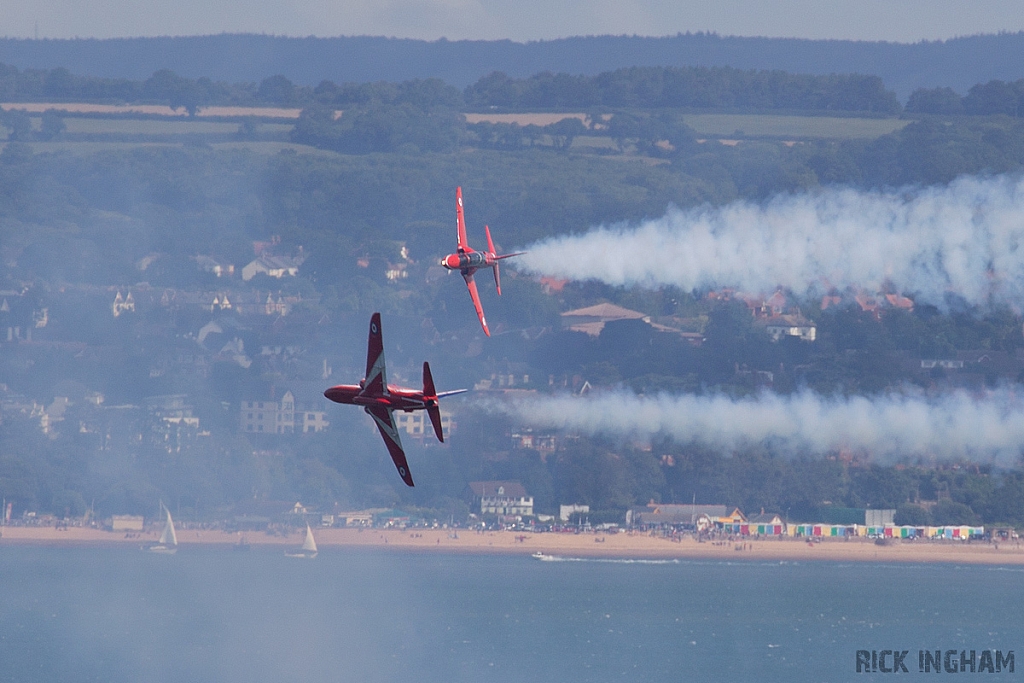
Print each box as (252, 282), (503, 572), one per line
(323, 313), (466, 486)
(440, 186), (524, 336)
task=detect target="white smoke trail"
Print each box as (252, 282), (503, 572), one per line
(495, 389), (1024, 463)
(517, 174), (1024, 308)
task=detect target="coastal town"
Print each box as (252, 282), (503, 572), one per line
(5, 240), (1024, 534)
(2, 494), (1013, 568)
(7, 58), (1024, 553)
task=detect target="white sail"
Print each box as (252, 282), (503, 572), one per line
(159, 505), (178, 547)
(286, 523), (318, 558)
(301, 523), (317, 553)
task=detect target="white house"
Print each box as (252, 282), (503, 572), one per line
(242, 254), (305, 282)
(469, 481), (534, 516)
(760, 314), (817, 342)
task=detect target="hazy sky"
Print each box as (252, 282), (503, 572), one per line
(4, 0), (1024, 43)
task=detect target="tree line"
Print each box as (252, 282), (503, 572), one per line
(463, 67), (901, 113)
(907, 80), (1024, 117)
(0, 61), (903, 114)
(7, 55), (1024, 121)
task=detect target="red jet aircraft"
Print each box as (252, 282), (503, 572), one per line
(440, 186), (524, 336)
(323, 313), (466, 486)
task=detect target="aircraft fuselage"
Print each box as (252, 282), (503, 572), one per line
(442, 250), (490, 272)
(324, 384), (433, 412)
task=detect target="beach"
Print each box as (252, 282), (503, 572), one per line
(2, 525), (1023, 564)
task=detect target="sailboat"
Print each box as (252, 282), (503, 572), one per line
(147, 503), (178, 554)
(233, 532), (251, 552)
(285, 523), (318, 559)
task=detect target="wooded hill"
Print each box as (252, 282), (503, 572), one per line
(2, 32), (1024, 98)
(4, 57), (1024, 524)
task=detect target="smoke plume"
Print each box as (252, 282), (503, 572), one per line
(517, 174), (1024, 308)
(496, 389), (1024, 463)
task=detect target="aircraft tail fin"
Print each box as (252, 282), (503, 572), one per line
(423, 362), (445, 442)
(493, 261), (502, 295)
(422, 360), (437, 398)
(485, 224), (496, 254)
(456, 186), (469, 253)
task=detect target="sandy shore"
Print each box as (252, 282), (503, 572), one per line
(2, 526), (1024, 564)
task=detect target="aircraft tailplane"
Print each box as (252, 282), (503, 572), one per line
(363, 312), (387, 395)
(427, 405), (444, 443)
(422, 362), (444, 442)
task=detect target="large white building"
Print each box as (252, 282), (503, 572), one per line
(394, 409), (454, 440)
(468, 481), (533, 516)
(240, 391), (329, 434)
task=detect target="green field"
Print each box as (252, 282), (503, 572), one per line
(680, 114), (909, 139)
(59, 119), (238, 134)
(6, 111), (907, 146)
(24, 140), (336, 156)
(570, 135), (618, 150)
(5, 116), (299, 150)
(4, 110), (909, 160)
(565, 114), (905, 154)
(55, 118), (294, 135)
(211, 141), (341, 156)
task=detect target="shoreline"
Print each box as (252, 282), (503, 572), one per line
(3, 526), (1024, 565)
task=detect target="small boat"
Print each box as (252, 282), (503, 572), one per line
(233, 533), (251, 552)
(147, 504), (178, 554)
(285, 523), (318, 559)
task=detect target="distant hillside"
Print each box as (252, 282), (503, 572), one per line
(1, 32), (1023, 99)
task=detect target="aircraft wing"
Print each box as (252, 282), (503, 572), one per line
(463, 272), (490, 336)
(456, 186), (469, 253)
(363, 312), (388, 396)
(365, 405), (414, 487)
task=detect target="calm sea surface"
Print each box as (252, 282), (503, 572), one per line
(0, 546), (1020, 682)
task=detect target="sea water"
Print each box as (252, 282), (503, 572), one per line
(0, 546), (1018, 682)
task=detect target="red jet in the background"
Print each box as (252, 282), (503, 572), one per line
(440, 186), (524, 336)
(323, 313), (466, 487)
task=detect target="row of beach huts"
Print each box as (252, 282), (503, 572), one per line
(626, 503), (984, 540)
(723, 523), (984, 539)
